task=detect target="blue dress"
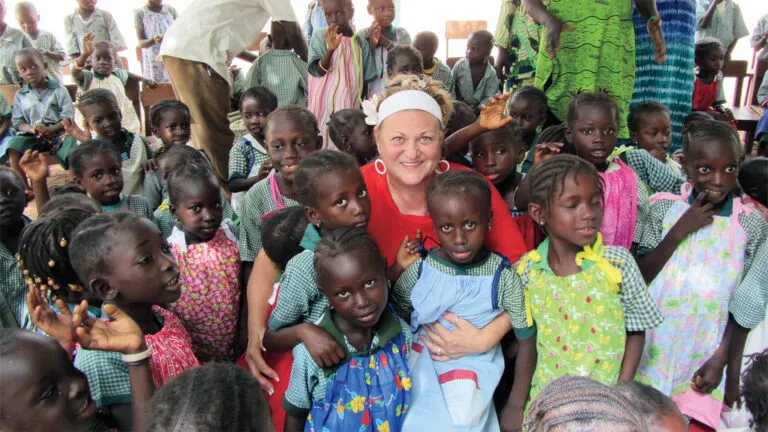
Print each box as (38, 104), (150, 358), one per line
(402, 256), (508, 432)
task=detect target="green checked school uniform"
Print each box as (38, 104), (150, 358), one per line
(100, 195), (154, 221)
(0, 218), (32, 329)
(268, 225), (325, 330)
(228, 134), (270, 214)
(730, 241), (768, 330)
(238, 173), (298, 262)
(245, 49), (309, 106)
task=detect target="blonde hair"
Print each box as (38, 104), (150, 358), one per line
(376, 75), (454, 127)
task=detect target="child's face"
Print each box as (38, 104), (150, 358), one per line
(15, 8), (39, 35)
(100, 218), (181, 305)
(389, 54), (422, 77)
(323, 0), (352, 30)
(631, 111), (671, 164)
(566, 104), (618, 168)
(75, 152), (123, 205)
(171, 179), (223, 244)
(91, 46), (115, 76)
(343, 122), (376, 165)
(15, 53), (47, 87)
(536, 171), (603, 249)
(0, 170), (27, 227)
(470, 130), (524, 185)
(429, 193), (491, 265)
(82, 103), (122, 140)
(367, 0), (395, 28)
(306, 167), (370, 230)
(466, 34), (491, 65)
(684, 140), (739, 206)
(76, 0), (96, 12)
(508, 96), (543, 140)
(696, 47), (724, 76)
(0, 333), (96, 432)
(241, 97), (271, 141)
(152, 110), (191, 146)
(413, 34), (437, 62)
(266, 116), (320, 183)
(318, 250), (388, 329)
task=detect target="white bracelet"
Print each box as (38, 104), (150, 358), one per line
(121, 347), (152, 363)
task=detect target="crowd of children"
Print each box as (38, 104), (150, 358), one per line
(0, 1), (768, 432)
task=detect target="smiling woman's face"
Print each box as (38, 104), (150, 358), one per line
(374, 110), (443, 187)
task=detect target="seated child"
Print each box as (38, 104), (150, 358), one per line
(739, 157), (768, 221)
(3, 48), (73, 187)
(629, 102), (684, 176)
(283, 227), (413, 432)
(393, 170), (533, 432)
(68, 139), (154, 219)
(63, 0), (126, 58)
(414, 31), (453, 93)
(0, 167), (32, 330)
(692, 37), (735, 124)
(359, 0), (412, 95)
(328, 108), (377, 165)
(165, 163), (241, 363)
(0, 94), (12, 157)
(506, 86), (549, 174)
(63, 89), (152, 196)
(636, 121), (768, 431)
(386, 45), (423, 79)
(72, 37), (155, 134)
(307, 0), (376, 147)
(505, 155), (663, 431)
(229, 86), (276, 214)
(451, 30), (499, 113)
(15, 2), (67, 83)
(144, 99), (192, 210)
(245, 31), (309, 106)
(146, 363), (274, 431)
(443, 100), (477, 167)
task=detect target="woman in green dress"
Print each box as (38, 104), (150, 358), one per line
(493, 0), (542, 95)
(521, 0), (666, 138)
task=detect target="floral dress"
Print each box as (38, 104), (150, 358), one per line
(144, 306), (200, 388)
(135, 5), (177, 82)
(168, 223), (241, 362)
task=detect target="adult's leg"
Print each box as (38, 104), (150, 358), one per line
(164, 56), (233, 188)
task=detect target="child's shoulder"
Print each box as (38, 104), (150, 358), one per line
(284, 249), (315, 275)
(243, 176), (271, 201)
(601, 245), (635, 268)
(739, 204), (768, 240)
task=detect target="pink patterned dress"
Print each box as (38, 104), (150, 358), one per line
(144, 306), (200, 388)
(168, 225), (241, 362)
(599, 157), (638, 249)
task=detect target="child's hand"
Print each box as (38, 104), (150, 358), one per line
(499, 404), (524, 432)
(82, 32), (96, 55)
(33, 123), (49, 136)
(20, 150), (49, 183)
(26, 285), (75, 353)
(478, 94), (513, 131)
(62, 118), (91, 142)
(300, 324), (345, 368)
(73, 302), (145, 355)
(255, 160), (273, 182)
(646, 16), (666, 64)
(325, 24), (342, 51)
(532, 142), (564, 166)
(672, 192), (715, 241)
(141, 159), (157, 174)
(144, 79), (158, 89)
(154, 34), (164, 45)
(369, 22), (382, 48)
(691, 354), (726, 394)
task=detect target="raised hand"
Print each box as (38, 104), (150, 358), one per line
(82, 32), (96, 56)
(20, 150), (49, 184)
(62, 118), (91, 142)
(26, 285), (74, 353)
(143, 78), (158, 89)
(325, 24), (342, 51)
(478, 94), (513, 131)
(646, 16), (667, 64)
(369, 22), (382, 48)
(301, 323), (345, 368)
(73, 302), (145, 355)
(532, 142), (564, 166)
(256, 160), (273, 182)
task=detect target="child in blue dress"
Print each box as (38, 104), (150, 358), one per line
(283, 227), (412, 432)
(392, 170), (534, 432)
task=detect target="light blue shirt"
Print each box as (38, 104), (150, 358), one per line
(11, 78), (74, 130)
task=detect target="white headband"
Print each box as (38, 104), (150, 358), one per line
(362, 90), (443, 127)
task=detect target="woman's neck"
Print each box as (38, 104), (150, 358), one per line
(386, 173), (432, 216)
(275, 172), (296, 199)
(334, 313), (374, 352)
(113, 301), (162, 336)
(546, 237), (583, 277)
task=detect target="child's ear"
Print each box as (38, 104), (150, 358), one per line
(150, 124), (159, 137)
(305, 205), (321, 227)
(89, 277), (118, 301)
(73, 175), (85, 189)
(528, 203), (544, 226)
(516, 147), (526, 165)
(629, 131), (639, 144)
(564, 126), (573, 144)
(169, 204), (177, 218)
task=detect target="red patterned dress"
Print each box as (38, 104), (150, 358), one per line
(144, 306), (200, 388)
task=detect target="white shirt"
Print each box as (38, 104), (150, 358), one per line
(159, 0), (297, 86)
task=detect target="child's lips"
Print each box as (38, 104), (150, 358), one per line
(74, 397), (96, 420)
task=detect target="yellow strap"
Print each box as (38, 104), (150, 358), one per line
(157, 198), (170, 211)
(575, 233), (623, 291)
(517, 250), (541, 327)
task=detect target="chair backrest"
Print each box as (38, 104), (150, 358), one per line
(723, 60), (748, 107)
(0, 84), (20, 104)
(445, 21), (487, 60)
(749, 57), (767, 106)
(141, 83), (177, 133)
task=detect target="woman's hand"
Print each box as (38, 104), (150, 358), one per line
(20, 150), (49, 184)
(419, 312), (487, 361)
(73, 302), (145, 355)
(244, 332), (280, 395)
(532, 142), (564, 166)
(300, 324), (345, 368)
(62, 118), (91, 142)
(325, 24), (342, 51)
(26, 285), (74, 353)
(478, 94), (513, 131)
(646, 16), (666, 64)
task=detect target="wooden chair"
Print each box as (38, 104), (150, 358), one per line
(140, 83), (176, 133)
(445, 21), (487, 67)
(723, 60), (750, 107)
(0, 84), (20, 104)
(748, 57), (767, 107)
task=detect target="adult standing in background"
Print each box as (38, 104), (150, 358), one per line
(631, 0), (697, 154)
(63, 0), (127, 58)
(159, 0), (307, 187)
(135, 0), (178, 83)
(493, 0), (542, 95)
(695, 0), (748, 62)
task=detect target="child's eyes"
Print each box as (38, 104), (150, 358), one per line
(337, 290), (350, 298)
(725, 166), (736, 173)
(472, 151), (485, 158)
(92, 172), (102, 180)
(40, 384), (61, 402)
(357, 189), (368, 198)
(137, 254), (153, 265)
(439, 224), (452, 233)
(582, 129), (593, 135)
(603, 128), (616, 136)
(697, 166), (711, 174)
(335, 198), (348, 207)
(494, 148), (507, 155)
(190, 205), (201, 212)
(364, 279), (376, 288)
(463, 221), (477, 230)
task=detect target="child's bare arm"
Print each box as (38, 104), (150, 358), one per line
(229, 176), (262, 193)
(20, 150), (50, 209)
(692, 314), (739, 396)
(127, 71), (157, 88)
(444, 94), (512, 157)
(724, 316), (749, 408)
(285, 412), (309, 432)
(263, 324), (345, 368)
(389, 231), (421, 280)
(0, 117), (9, 137)
(500, 335), (536, 432)
(618, 331), (644, 382)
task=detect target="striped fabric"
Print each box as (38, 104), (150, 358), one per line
(631, 0), (696, 153)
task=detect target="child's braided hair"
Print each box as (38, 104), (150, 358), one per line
(38, 192), (100, 216)
(427, 170), (491, 214)
(525, 376), (645, 431)
(526, 154), (603, 212)
(149, 99), (190, 129)
(294, 149), (359, 207)
(18, 207), (100, 296)
(239, 85), (278, 113)
(328, 109), (367, 149)
(615, 381), (684, 430)
(511, 86), (549, 123)
(68, 140), (122, 178)
(75, 88), (119, 115)
(314, 227), (385, 289)
(264, 105), (320, 139)
(166, 162), (219, 206)
(261, 207), (310, 272)
(743, 348), (768, 432)
(565, 90), (621, 128)
(628, 101), (669, 133)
